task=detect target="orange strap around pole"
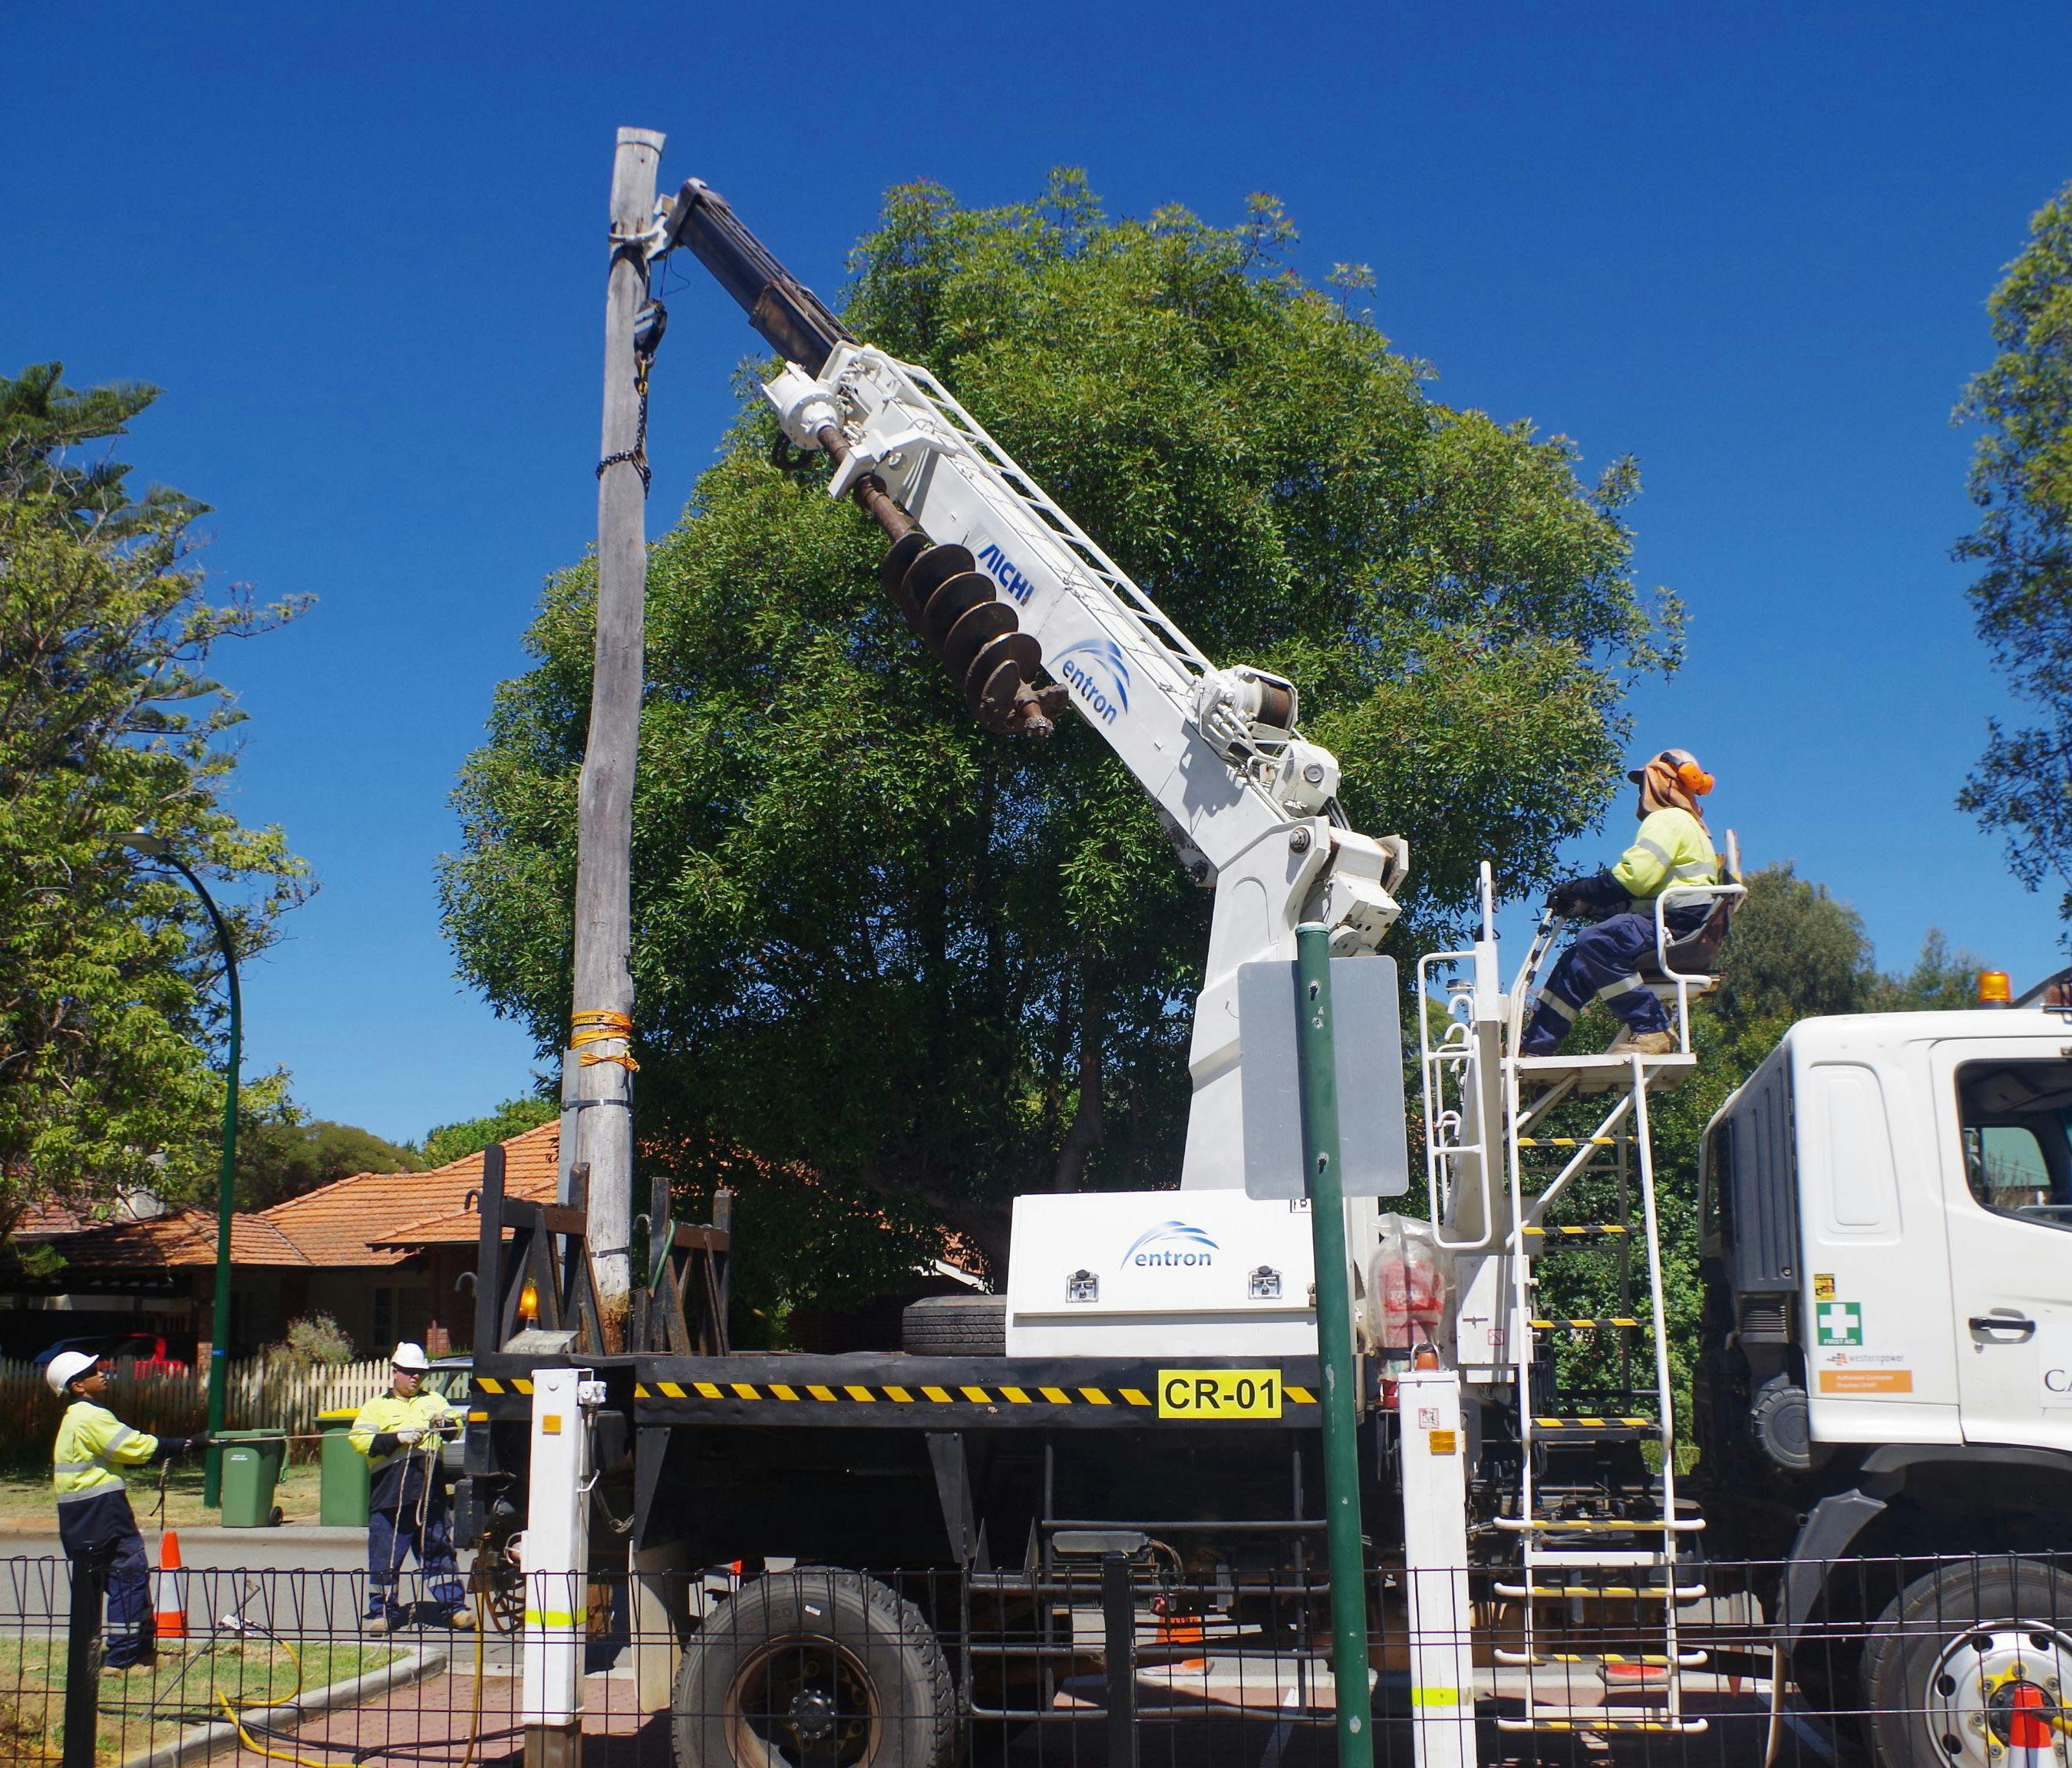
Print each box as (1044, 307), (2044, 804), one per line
(570, 1008), (639, 1072)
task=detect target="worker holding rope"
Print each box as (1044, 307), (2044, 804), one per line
(348, 1343), (474, 1634)
(48, 1350), (206, 1673)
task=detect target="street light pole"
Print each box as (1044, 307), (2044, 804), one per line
(119, 834), (239, 1507)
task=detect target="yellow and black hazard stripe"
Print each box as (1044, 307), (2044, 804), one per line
(1531, 1415), (1656, 1433)
(471, 1377), (534, 1396)
(629, 1379), (1321, 1410)
(1529, 1317), (1647, 1331)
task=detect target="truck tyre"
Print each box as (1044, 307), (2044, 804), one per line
(902, 1294), (1005, 1357)
(671, 1568), (956, 1768)
(1860, 1558), (2072, 1768)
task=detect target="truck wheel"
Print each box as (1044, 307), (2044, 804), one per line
(671, 1569), (956, 1768)
(1861, 1559), (2072, 1768)
(902, 1295), (1005, 1357)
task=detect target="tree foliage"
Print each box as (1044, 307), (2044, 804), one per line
(1955, 181), (2072, 922)
(443, 173), (1680, 1308)
(418, 1094), (557, 1168)
(235, 1116), (421, 1212)
(0, 364), (310, 1227)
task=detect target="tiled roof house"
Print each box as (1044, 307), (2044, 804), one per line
(1, 1123), (563, 1360)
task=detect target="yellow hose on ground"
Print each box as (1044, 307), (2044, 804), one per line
(216, 1590), (490, 1768)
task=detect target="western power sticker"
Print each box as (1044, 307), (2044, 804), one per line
(1813, 1273), (1836, 1301)
(1816, 1347), (1912, 1394)
(1816, 1301), (1863, 1346)
(1157, 1369), (1283, 1419)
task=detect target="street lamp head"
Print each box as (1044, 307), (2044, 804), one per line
(117, 830), (169, 857)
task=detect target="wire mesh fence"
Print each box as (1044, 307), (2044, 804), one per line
(5, 1546), (2070, 1765)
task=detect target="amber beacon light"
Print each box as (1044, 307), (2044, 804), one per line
(1977, 970), (2013, 1007)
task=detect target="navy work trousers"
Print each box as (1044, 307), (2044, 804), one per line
(1522, 912), (1671, 1054)
(367, 1499), (465, 1623)
(58, 1487), (153, 1667)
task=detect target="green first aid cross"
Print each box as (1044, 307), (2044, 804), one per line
(1817, 1301), (1863, 1346)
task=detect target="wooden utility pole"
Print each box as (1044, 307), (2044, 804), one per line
(561, 125), (664, 1348)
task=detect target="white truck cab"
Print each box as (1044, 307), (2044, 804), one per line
(1701, 1009), (2072, 1471)
(1697, 1008), (2072, 1763)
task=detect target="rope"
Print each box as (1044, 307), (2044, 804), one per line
(109, 1433), (480, 1768)
(570, 1008), (638, 1073)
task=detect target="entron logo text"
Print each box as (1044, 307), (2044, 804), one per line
(1053, 638), (1131, 726)
(1120, 1220), (1218, 1269)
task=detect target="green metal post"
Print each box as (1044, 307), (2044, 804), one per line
(140, 848), (239, 1508)
(1294, 922), (1373, 1766)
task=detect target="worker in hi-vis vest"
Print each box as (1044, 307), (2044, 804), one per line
(48, 1350), (205, 1671)
(348, 1342), (473, 1632)
(1522, 747), (1722, 1058)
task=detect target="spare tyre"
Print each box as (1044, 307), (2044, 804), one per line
(901, 1294), (1006, 1356)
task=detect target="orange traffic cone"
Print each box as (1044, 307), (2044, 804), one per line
(153, 1529), (186, 1642)
(1153, 1606), (1207, 1671)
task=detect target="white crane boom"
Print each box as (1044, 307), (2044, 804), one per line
(658, 182), (1410, 1188)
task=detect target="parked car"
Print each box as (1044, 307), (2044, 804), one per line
(31, 1332), (190, 1377)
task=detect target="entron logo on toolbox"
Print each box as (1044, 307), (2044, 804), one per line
(1053, 637), (1131, 725)
(1121, 1220), (1218, 1268)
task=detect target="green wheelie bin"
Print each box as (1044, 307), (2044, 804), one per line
(316, 1407), (370, 1526)
(217, 1429), (286, 1527)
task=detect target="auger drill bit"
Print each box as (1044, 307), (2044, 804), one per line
(666, 180), (1066, 740)
(813, 422), (1061, 737)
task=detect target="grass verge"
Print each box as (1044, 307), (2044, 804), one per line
(0, 1634), (401, 1765)
(0, 1462), (325, 1532)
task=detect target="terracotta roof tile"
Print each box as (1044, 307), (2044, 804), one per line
(258, 1120), (561, 1267)
(17, 1208), (313, 1272)
(12, 1202), (87, 1238)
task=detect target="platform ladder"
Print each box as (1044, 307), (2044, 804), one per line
(1417, 869), (1708, 1738)
(1493, 905), (1707, 1737)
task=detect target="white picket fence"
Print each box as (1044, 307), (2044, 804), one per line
(0, 1355), (392, 1463)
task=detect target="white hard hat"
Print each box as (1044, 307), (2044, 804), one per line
(391, 1342), (430, 1372)
(46, 1350), (100, 1396)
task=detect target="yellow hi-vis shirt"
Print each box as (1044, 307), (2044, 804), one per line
(1611, 807), (1719, 908)
(54, 1401), (160, 1502)
(348, 1390), (454, 1469)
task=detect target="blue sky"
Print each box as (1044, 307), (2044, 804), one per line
(4, 4), (2069, 1144)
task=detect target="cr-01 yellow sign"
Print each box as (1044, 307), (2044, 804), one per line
(1156, 1369), (1284, 1419)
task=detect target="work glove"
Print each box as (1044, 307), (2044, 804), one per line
(396, 1426), (425, 1446)
(1546, 872), (1625, 922)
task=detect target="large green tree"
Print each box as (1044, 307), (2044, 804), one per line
(443, 174), (1680, 1307)
(0, 364), (310, 1227)
(418, 1093), (558, 1168)
(235, 1117), (421, 1212)
(1955, 180), (2072, 920)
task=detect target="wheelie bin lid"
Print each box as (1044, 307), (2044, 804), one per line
(215, 1428), (287, 1442)
(315, 1408), (357, 1425)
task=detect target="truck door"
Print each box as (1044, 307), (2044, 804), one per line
(1934, 1043), (2072, 1451)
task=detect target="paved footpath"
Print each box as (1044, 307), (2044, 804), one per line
(2, 1526), (413, 1629)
